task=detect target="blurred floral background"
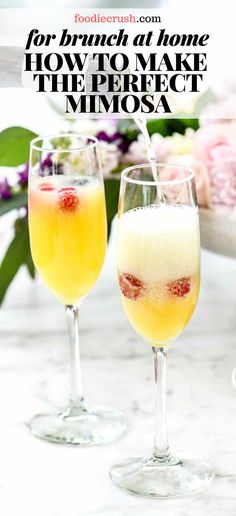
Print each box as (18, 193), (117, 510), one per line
(0, 83), (235, 306)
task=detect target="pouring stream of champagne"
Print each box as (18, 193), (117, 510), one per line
(85, 56), (165, 202)
(132, 114), (165, 203)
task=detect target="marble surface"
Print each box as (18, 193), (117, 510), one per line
(0, 226), (236, 515)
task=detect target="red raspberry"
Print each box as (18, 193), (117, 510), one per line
(59, 187), (77, 193)
(168, 277), (191, 297)
(119, 273), (144, 300)
(59, 191), (79, 213)
(39, 182), (55, 191)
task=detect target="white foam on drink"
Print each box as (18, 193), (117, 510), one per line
(118, 204), (200, 282)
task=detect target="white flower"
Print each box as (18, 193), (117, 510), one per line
(122, 133), (170, 164)
(166, 129), (195, 155)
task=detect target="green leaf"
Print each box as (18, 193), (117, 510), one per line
(0, 192), (28, 216)
(0, 126), (38, 166)
(179, 118), (199, 132)
(24, 218), (35, 279)
(104, 178), (120, 238)
(117, 118), (199, 140)
(13, 215), (35, 278)
(25, 253), (35, 279)
(146, 118), (198, 137)
(146, 118), (172, 136)
(0, 217), (29, 304)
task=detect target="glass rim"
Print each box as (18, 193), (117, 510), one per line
(121, 162), (195, 186)
(30, 133), (98, 152)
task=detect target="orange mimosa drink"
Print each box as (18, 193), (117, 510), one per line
(29, 176), (107, 305)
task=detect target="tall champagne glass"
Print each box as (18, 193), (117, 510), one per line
(110, 163), (214, 496)
(28, 133), (126, 445)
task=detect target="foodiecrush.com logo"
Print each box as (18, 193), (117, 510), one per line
(73, 12), (161, 24)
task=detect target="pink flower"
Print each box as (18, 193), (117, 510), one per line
(150, 133), (171, 161)
(209, 156), (236, 208)
(193, 124), (236, 209)
(193, 123), (236, 168)
(164, 155), (210, 208)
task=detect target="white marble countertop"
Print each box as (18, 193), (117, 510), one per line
(0, 227), (236, 516)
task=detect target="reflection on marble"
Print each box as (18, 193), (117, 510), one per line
(0, 228), (236, 515)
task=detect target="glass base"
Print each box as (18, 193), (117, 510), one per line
(110, 455), (214, 498)
(29, 404), (127, 445)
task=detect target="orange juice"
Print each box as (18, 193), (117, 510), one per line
(118, 205), (200, 346)
(29, 176), (107, 305)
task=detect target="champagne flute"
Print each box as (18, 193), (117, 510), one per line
(110, 163), (214, 496)
(28, 133), (126, 445)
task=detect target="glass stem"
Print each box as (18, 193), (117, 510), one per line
(152, 346), (171, 462)
(65, 305), (84, 409)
